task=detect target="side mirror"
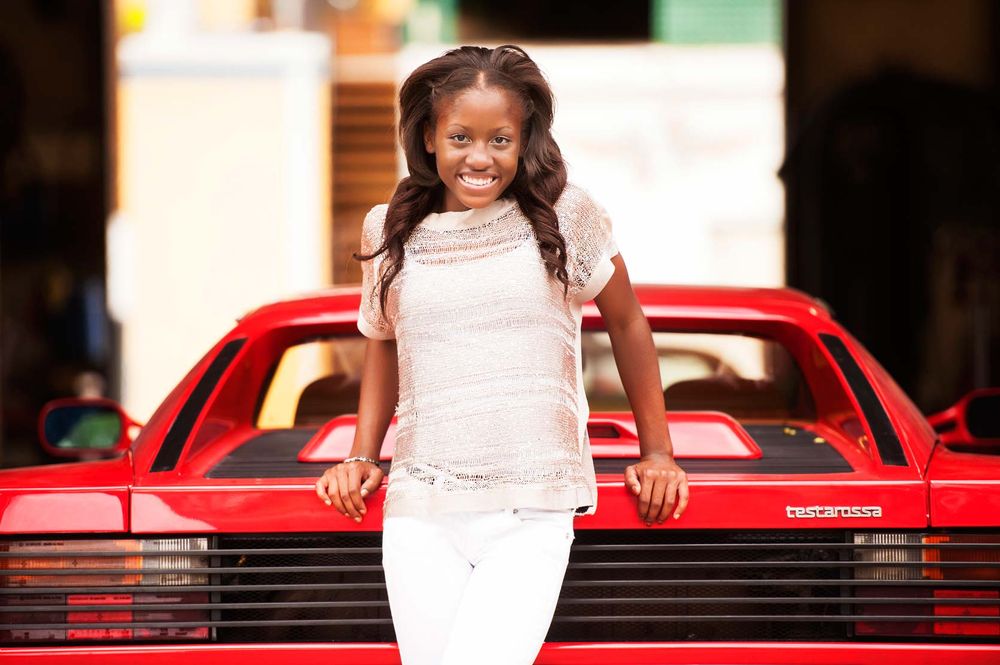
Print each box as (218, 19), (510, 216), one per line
(927, 388), (1000, 449)
(38, 398), (140, 461)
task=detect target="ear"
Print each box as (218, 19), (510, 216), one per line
(423, 124), (435, 154)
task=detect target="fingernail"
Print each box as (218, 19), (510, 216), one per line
(324, 500), (331, 506)
(360, 488), (369, 497)
(674, 513), (680, 519)
(645, 521), (652, 527)
(657, 520), (663, 524)
(354, 516), (362, 523)
(360, 508), (366, 515)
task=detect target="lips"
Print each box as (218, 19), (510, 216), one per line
(458, 174), (498, 188)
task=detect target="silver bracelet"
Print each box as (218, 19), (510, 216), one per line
(342, 455), (379, 465)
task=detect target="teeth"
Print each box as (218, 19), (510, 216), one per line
(460, 175), (496, 187)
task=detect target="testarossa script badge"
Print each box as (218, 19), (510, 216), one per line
(786, 505), (883, 518)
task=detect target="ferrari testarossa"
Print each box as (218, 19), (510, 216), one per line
(2, 285), (1000, 664)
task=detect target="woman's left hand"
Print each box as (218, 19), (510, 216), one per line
(624, 454), (689, 525)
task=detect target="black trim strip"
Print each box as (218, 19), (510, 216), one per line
(150, 338), (247, 472)
(5, 597), (999, 613)
(5, 579), (1000, 596)
(6, 542), (1000, 558)
(554, 615), (998, 623)
(0, 583), (388, 594)
(7, 615), (1000, 631)
(819, 333), (908, 466)
(8, 560), (998, 576)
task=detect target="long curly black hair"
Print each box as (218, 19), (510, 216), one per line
(355, 45), (571, 316)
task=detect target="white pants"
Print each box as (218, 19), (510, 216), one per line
(381, 507), (575, 665)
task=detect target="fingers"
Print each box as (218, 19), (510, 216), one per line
(345, 464), (367, 519)
(633, 462), (690, 525)
(314, 474), (332, 506)
(657, 478), (678, 524)
(326, 470), (348, 516)
(643, 475), (665, 526)
(624, 465), (641, 495)
(636, 468), (654, 523)
(316, 461), (385, 525)
(360, 466), (384, 498)
(337, 466), (363, 522)
(674, 475), (690, 519)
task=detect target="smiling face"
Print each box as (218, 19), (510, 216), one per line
(424, 85), (524, 213)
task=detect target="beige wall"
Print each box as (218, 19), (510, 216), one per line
(113, 32), (332, 421)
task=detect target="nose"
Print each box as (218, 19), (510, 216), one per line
(466, 141), (492, 170)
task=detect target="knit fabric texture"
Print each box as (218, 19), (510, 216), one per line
(358, 184), (618, 518)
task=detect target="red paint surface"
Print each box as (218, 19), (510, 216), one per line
(0, 454), (131, 533)
(4, 642), (1000, 664)
(297, 411), (764, 463)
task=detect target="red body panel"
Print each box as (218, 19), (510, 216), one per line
(4, 642), (1000, 664)
(297, 411), (765, 463)
(927, 445), (1000, 526)
(128, 476), (929, 534)
(0, 454), (131, 533)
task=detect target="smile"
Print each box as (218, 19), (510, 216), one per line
(459, 174), (498, 188)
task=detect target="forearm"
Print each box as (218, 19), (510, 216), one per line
(606, 315), (674, 458)
(350, 338), (399, 458)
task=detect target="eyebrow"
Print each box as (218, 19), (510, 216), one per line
(445, 124), (516, 133)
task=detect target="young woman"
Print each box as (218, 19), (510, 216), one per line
(316, 44), (689, 664)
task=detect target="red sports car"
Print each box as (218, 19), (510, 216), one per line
(3, 285), (1000, 664)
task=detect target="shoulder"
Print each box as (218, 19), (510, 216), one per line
(363, 203), (389, 228)
(360, 204), (389, 245)
(554, 182), (605, 222)
(553, 183), (612, 238)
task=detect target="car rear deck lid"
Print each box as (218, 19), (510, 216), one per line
(297, 411), (762, 463)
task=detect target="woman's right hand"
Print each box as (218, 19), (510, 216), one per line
(315, 460), (384, 522)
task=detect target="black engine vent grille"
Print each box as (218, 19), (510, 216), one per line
(550, 529), (849, 642)
(215, 533), (393, 643)
(211, 530), (852, 643)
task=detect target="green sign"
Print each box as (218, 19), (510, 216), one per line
(653, 0), (781, 45)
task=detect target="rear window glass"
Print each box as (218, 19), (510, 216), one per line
(585, 331), (814, 419)
(255, 331), (814, 429)
(257, 337), (367, 429)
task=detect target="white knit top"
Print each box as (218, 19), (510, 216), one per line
(357, 184), (618, 519)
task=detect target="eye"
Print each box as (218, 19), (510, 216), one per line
(492, 136), (513, 145)
(449, 134), (469, 143)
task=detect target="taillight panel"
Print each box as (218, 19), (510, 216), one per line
(0, 538), (211, 643)
(853, 532), (1000, 638)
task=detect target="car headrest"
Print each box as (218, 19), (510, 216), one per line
(293, 373), (361, 427)
(663, 376), (792, 419)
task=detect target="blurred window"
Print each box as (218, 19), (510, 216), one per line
(252, 330), (814, 429)
(257, 336), (367, 429)
(583, 331), (815, 419)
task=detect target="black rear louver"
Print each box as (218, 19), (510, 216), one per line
(4, 530), (999, 644)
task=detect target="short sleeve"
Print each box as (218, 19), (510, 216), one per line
(357, 204), (395, 340)
(557, 184), (620, 303)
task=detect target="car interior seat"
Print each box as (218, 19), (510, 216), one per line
(293, 374), (361, 427)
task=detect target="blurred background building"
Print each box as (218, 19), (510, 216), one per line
(0, 0), (998, 466)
